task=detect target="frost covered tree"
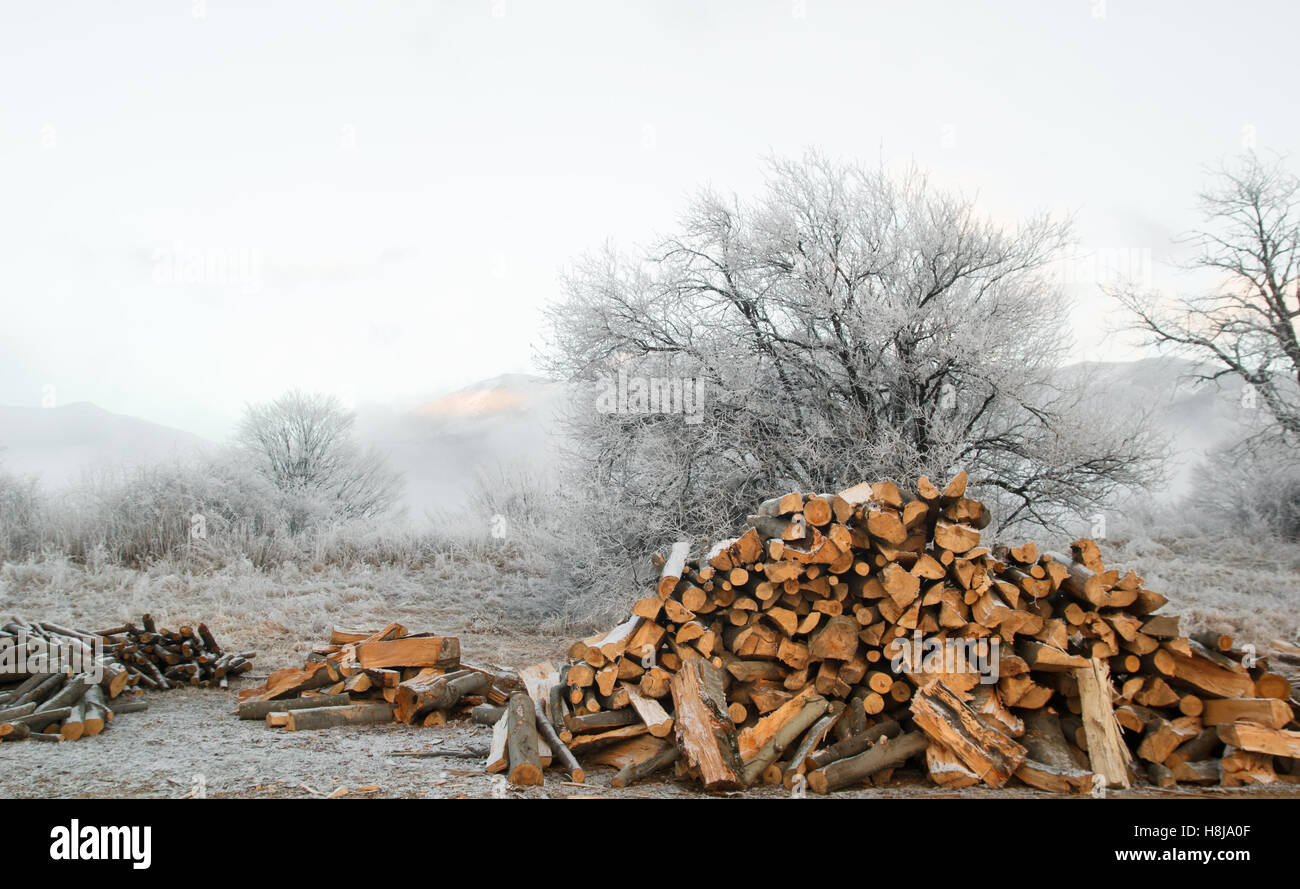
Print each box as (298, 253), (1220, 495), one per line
(543, 153), (1164, 575)
(1116, 154), (1300, 538)
(236, 391), (402, 532)
(1117, 153), (1300, 445)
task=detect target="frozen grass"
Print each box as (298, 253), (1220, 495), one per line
(0, 546), (610, 670)
(4, 527), (1295, 673)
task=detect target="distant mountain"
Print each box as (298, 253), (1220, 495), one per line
(1058, 355), (1252, 499)
(0, 402), (212, 486)
(368, 360), (1251, 516)
(0, 361), (1251, 514)
(410, 373), (554, 421)
(0, 383), (566, 516)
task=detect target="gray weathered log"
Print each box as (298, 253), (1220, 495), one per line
(471, 702), (505, 726)
(612, 745), (681, 788)
(4, 673), (55, 705)
(564, 708), (639, 734)
(237, 693), (352, 720)
(805, 719), (903, 771)
(0, 702), (37, 722)
(808, 731), (928, 794)
(532, 697), (584, 783)
(14, 672), (65, 706)
(284, 702), (394, 731)
(5, 706), (73, 731)
(107, 699), (150, 715)
(506, 692), (543, 786)
(35, 673), (90, 714)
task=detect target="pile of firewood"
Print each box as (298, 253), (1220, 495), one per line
(512, 473), (1300, 792)
(97, 614), (253, 690)
(0, 614), (244, 743)
(237, 623), (521, 731)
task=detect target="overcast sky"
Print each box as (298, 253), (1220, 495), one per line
(2, 1), (1296, 440)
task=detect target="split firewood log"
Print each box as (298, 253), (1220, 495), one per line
(670, 658), (743, 791)
(355, 637), (460, 670)
(1073, 659), (1132, 788)
(1217, 723), (1300, 758)
(910, 681), (1026, 788)
(741, 695), (827, 785)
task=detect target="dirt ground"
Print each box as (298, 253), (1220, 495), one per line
(3, 626), (1298, 800)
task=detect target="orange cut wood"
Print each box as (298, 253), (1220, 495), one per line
(355, 637), (460, 670)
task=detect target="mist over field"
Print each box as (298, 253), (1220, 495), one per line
(0, 356), (1260, 516)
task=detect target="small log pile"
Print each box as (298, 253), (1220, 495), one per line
(237, 623), (521, 732)
(97, 614), (254, 690)
(0, 614), (243, 743)
(529, 473), (1299, 793)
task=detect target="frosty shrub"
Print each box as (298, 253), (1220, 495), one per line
(459, 462), (629, 625)
(41, 455), (294, 569)
(1195, 440), (1300, 540)
(0, 467), (45, 562)
(236, 390), (403, 533)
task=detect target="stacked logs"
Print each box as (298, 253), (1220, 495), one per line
(0, 671), (149, 743)
(1266, 639), (1300, 702)
(537, 473), (1299, 792)
(237, 623), (521, 732)
(0, 614), (242, 743)
(481, 664), (590, 786)
(97, 614), (253, 690)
